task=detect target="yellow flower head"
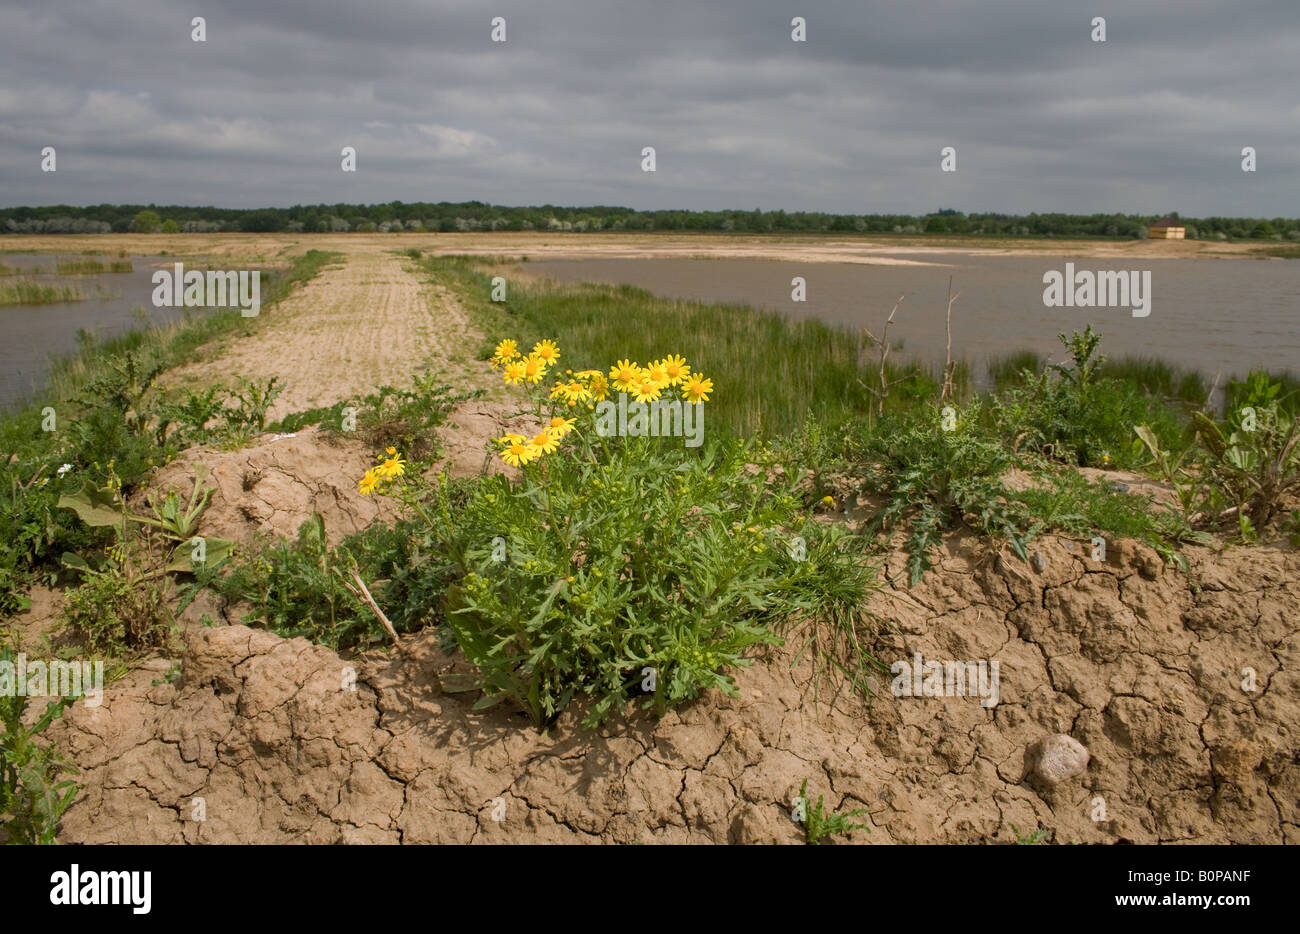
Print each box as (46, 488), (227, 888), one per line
(500, 440), (538, 467)
(502, 360), (527, 385)
(491, 339), (520, 368)
(821, 495), (835, 507)
(497, 433), (526, 446)
(610, 359), (641, 392)
(562, 380), (591, 405)
(378, 452), (406, 479)
(531, 431), (559, 455)
(644, 360), (670, 388)
(523, 353), (547, 384)
(681, 374), (713, 404)
(547, 415), (576, 438)
(661, 354), (690, 385)
(532, 340), (560, 365)
(632, 375), (662, 404)
(587, 371), (610, 401)
(359, 469), (381, 496)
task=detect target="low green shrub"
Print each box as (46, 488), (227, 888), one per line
(846, 400), (1029, 584)
(215, 513), (443, 651)
(266, 372), (479, 461)
(993, 326), (1184, 468)
(0, 645), (78, 844)
(1008, 468), (1201, 569)
(362, 339), (879, 728)
(426, 438), (873, 727)
(60, 542), (174, 656)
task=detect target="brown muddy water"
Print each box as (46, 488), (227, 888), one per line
(527, 255), (1299, 387)
(2, 254), (223, 409)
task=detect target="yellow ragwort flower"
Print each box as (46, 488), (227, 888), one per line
(632, 375), (662, 404)
(532, 340), (561, 365)
(531, 431), (559, 455)
(681, 374), (713, 404)
(562, 380), (591, 405)
(547, 415), (576, 438)
(587, 371), (610, 401)
(359, 469), (381, 496)
(502, 360), (528, 385)
(644, 359), (670, 388)
(497, 433), (526, 446)
(378, 452), (406, 479)
(500, 440), (538, 467)
(523, 353), (547, 384)
(610, 359), (641, 392)
(661, 354), (690, 385)
(492, 339), (520, 367)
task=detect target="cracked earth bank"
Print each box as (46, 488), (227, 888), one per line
(48, 529), (1299, 844)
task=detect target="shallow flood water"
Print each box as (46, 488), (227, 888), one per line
(527, 255), (1300, 385)
(3, 255), (214, 408)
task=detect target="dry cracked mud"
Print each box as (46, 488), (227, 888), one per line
(46, 527), (1299, 844)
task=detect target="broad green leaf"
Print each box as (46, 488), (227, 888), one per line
(56, 485), (126, 528)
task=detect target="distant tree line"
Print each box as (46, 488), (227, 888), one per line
(1, 203), (1297, 241)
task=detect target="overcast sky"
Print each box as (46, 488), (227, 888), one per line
(1, 0), (1296, 215)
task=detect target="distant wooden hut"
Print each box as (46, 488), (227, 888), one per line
(1149, 216), (1186, 239)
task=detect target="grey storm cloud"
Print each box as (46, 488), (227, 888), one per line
(0, 0), (1296, 214)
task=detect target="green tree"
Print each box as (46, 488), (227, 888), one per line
(132, 210), (161, 233)
(161, 218), (179, 234)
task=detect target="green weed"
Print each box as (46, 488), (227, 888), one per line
(797, 778), (870, 845)
(0, 644), (78, 845)
(846, 400), (1029, 584)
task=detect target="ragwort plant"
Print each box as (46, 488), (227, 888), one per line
(360, 340), (878, 728)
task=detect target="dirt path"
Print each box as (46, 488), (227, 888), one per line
(167, 250), (493, 422)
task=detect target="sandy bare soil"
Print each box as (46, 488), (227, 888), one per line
(3, 231), (1272, 267)
(163, 250), (495, 422)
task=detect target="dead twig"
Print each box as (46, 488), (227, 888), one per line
(858, 295), (905, 416)
(344, 568), (402, 648)
(941, 276), (962, 402)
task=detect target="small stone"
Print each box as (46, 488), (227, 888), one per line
(1031, 734), (1090, 785)
(1031, 552), (1046, 573)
